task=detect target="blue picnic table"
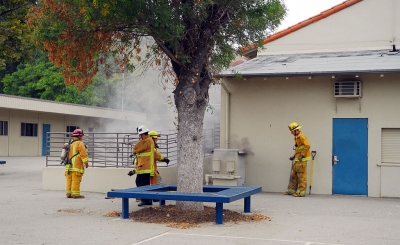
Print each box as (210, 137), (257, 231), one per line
(107, 184), (262, 224)
(0, 160), (5, 165)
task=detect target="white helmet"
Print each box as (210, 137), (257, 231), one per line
(136, 125), (150, 135)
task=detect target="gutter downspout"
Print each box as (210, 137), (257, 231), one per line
(221, 82), (230, 149)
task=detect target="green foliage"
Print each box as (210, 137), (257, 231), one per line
(0, 0), (36, 70)
(29, 0), (286, 87)
(1, 52), (118, 107)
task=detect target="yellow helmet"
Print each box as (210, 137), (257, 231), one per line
(288, 122), (302, 132)
(149, 131), (159, 139)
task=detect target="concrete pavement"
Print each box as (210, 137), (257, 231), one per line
(1, 156), (400, 245)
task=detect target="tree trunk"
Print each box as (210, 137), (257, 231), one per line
(174, 75), (209, 211)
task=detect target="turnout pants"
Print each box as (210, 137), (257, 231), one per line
(287, 161), (308, 196)
(65, 171), (83, 197)
(136, 173), (151, 203)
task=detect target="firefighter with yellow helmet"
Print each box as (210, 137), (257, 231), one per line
(148, 130), (169, 185)
(286, 122), (311, 197)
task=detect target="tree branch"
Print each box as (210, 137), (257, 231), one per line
(0, 2), (34, 17)
(153, 37), (182, 66)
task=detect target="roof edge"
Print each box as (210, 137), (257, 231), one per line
(241, 0), (363, 55)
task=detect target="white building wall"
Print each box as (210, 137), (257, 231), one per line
(259, 0), (400, 55)
(220, 73), (400, 197)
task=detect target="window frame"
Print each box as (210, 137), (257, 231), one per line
(21, 122), (38, 137)
(0, 120), (9, 136)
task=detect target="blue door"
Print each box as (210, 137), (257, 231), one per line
(42, 124), (51, 156)
(332, 118), (368, 195)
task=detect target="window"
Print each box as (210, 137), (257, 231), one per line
(21, 122), (38, 137)
(66, 125), (79, 137)
(66, 125), (79, 133)
(382, 128), (400, 164)
(0, 121), (8, 136)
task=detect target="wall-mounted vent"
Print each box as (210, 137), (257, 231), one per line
(334, 81), (362, 98)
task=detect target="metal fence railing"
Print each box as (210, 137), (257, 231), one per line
(45, 126), (219, 168)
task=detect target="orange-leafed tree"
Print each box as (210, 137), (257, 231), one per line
(28, 0), (286, 211)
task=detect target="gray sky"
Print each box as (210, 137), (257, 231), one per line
(277, 0), (345, 32)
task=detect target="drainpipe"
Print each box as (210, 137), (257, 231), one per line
(221, 82), (230, 149)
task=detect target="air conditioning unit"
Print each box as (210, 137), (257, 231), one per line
(334, 81), (362, 98)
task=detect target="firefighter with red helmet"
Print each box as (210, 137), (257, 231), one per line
(65, 128), (89, 199)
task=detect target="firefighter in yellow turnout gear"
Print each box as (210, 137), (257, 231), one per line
(148, 131), (170, 185)
(286, 122), (311, 197)
(65, 129), (89, 199)
(133, 125), (156, 206)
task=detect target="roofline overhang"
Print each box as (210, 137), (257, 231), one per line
(217, 70), (400, 79)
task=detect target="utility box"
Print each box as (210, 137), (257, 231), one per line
(205, 149), (246, 186)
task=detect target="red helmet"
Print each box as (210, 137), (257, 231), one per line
(71, 129), (84, 137)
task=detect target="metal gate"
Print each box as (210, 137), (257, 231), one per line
(45, 132), (177, 168)
(45, 127), (219, 167)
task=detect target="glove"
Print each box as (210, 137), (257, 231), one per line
(127, 170), (135, 176)
(162, 158), (170, 164)
(289, 156), (295, 161)
(298, 155), (304, 161)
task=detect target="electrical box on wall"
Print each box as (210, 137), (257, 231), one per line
(205, 149), (246, 186)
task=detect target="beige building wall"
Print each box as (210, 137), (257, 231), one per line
(42, 157), (213, 193)
(0, 109), (144, 156)
(9, 110), (40, 156)
(0, 108), (9, 156)
(220, 73), (400, 197)
(259, 0), (400, 55)
(42, 166), (179, 193)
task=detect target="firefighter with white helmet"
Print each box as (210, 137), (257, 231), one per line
(132, 125), (155, 206)
(65, 128), (89, 199)
(286, 122), (311, 197)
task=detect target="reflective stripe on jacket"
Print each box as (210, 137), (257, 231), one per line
(294, 131), (311, 162)
(65, 137), (89, 174)
(153, 148), (165, 178)
(133, 135), (155, 176)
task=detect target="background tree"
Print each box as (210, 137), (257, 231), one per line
(0, 0), (36, 69)
(2, 51), (119, 107)
(0, 0), (37, 92)
(28, 0), (286, 211)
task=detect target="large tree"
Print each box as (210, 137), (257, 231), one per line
(28, 0), (286, 211)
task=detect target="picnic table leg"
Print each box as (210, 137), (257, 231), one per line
(215, 202), (224, 225)
(244, 196), (251, 213)
(160, 200), (165, 206)
(122, 198), (129, 219)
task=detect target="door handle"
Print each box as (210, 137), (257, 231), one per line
(332, 155), (340, 165)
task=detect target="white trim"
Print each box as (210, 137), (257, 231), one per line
(0, 94), (145, 122)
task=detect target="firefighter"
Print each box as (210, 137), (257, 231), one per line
(286, 122), (311, 197)
(132, 125), (155, 206)
(148, 130), (170, 185)
(65, 129), (89, 199)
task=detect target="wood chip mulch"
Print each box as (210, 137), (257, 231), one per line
(104, 204), (270, 229)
